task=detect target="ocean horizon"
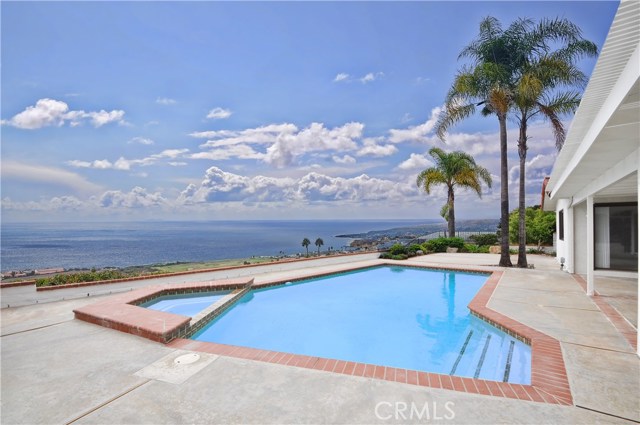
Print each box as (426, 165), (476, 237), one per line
(1, 219), (438, 272)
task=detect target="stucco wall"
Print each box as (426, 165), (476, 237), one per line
(555, 199), (571, 268)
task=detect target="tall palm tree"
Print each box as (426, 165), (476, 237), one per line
(435, 16), (513, 266)
(417, 147), (492, 238)
(301, 238), (311, 257)
(505, 18), (597, 267)
(315, 238), (324, 255)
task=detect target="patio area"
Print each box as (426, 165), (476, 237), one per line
(1, 253), (638, 424)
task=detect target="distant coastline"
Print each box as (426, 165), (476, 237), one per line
(1, 219), (498, 276)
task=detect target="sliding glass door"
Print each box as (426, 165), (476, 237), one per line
(594, 203), (638, 271)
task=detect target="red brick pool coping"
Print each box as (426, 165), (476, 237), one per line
(572, 275), (637, 351)
(74, 267), (573, 405)
(74, 278), (253, 342)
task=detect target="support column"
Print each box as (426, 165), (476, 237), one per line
(637, 157), (639, 357)
(586, 195), (595, 296)
(567, 205), (575, 274)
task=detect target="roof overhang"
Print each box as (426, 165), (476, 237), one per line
(544, 0), (640, 210)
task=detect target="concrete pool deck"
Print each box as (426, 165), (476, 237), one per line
(1, 253), (638, 424)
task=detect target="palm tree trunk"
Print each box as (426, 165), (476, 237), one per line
(498, 114), (513, 267)
(448, 187), (455, 238)
(517, 120), (528, 268)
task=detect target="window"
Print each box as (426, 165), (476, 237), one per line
(558, 210), (564, 241)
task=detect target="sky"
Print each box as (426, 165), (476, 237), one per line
(1, 1), (620, 222)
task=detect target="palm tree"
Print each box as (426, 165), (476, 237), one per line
(435, 16), (514, 266)
(315, 238), (324, 255)
(417, 147), (492, 238)
(505, 18), (597, 267)
(301, 238), (311, 257)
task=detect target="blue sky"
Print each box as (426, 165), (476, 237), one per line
(1, 1), (619, 222)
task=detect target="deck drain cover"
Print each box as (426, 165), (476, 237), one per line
(174, 353), (200, 365)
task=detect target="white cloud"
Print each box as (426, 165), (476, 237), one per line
(360, 72), (384, 84)
(92, 159), (113, 170)
(99, 187), (167, 208)
(415, 76), (430, 85)
(2, 161), (103, 194)
(207, 107), (232, 120)
(195, 124), (298, 146)
(333, 72), (383, 84)
(66, 160), (92, 168)
(388, 106), (442, 143)
(356, 138), (398, 157)
(401, 113), (413, 124)
(334, 73), (350, 82)
(2, 98), (69, 129)
(178, 166), (417, 205)
(168, 162), (188, 167)
(191, 122), (364, 168)
(156, 97), (176, 105)
(67, 149), (190, 171)
(154, 149), (189, 159)
(2, 196), (85, 212)
(1, 98), (126, 129)
(129, 137), (154, 145)
(397, 153), (434, 171)
(332, 154), (356, 164)
(265, 122), (363, 167)
(85, 110), (126, 127)
(190, 144), (265, 161)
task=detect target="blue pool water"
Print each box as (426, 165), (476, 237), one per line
(141, 291), (228, 317)
(192, 266), (531, 384)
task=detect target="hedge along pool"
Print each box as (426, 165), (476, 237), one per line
(191, 266), (531, 384)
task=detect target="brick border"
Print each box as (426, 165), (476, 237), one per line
(74, 265), (573, 405)
(73, 278), (253, 342)
(572, 275), (637, 351)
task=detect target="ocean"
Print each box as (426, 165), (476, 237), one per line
(0, 220), (431, 272)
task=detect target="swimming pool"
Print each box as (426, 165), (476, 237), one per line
(191, 266), (531, 384)
(140, 291), (228, 317)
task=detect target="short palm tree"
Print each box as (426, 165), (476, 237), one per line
(315, 238), (324, 255)
(435, 16), (513, 266)
(301, 238), (311, 257)
(417, 147), (492, 238)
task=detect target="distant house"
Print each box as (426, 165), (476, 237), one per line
(543, 0), (638, 354)
(35, 268), (65, 275)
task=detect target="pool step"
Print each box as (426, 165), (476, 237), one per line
(448, 317), (531, 384)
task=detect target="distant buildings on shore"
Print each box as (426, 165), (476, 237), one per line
(1, 267), (64, 280)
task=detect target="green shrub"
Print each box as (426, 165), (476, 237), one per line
(407, 244), (424, 254)
(389, 243), (408, 256)
(424, 237), (465, 253)
(468, 233), (498, 246)
(35, 269), (127, 287)
(379, 252), (409, 260)
(463, 243), (490, 253)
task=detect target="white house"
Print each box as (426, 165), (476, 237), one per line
(543, 0), (639, 355)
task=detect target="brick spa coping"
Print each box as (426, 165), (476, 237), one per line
(74, 264), (573, 406)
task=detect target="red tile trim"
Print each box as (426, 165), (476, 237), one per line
(77, 266), (574, 405)
(572, 275), (637, 351)
(73, 277), (253, 343)
(0, 280), (36, 288)
(182, 270), (573, 405)
(467, 271), (573, 405)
